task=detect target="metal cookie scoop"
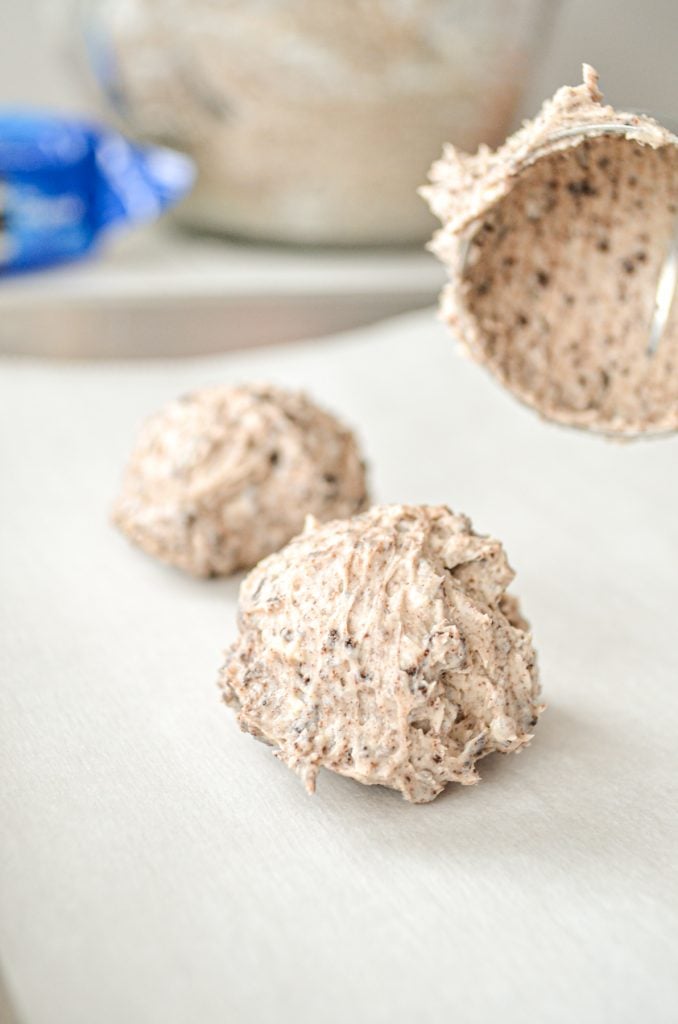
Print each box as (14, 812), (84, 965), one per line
(648, 207), (678, 357)
(542, 120), (678, 359)
(459, 119), (678, 360)
(426, 67), (678, 436)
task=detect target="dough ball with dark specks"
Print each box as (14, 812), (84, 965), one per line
(113, 384), (369, 576)
(220, 504), (542, 803)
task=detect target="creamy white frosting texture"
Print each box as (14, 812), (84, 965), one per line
(113, 384), (368, 576)
(220, 505), (542, 803)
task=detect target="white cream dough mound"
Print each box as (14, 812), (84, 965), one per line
(113, 384), (368, 577)
(220, 505), (542, 803)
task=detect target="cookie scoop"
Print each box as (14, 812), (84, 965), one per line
(113, 384), (368, 576)
(422, 65), (678, 437)
(219, 505), (542, 803)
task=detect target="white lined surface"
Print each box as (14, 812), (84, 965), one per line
(1, 308), (677, 1024)
(0, 227), (443, 304)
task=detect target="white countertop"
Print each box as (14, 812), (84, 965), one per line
(0, 227), (443, 358)
(1, 308), (677, 1024)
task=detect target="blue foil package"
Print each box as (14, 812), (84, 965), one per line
(0, 111), (194, 274)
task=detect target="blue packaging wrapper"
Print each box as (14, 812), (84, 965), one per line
(0, 111), (195, 274)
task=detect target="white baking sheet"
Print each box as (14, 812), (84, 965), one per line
(1, 308), (677, 1024)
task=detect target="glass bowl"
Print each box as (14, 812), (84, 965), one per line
(74, 0), (559, 245)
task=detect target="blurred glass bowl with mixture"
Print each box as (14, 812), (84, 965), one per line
(74, 0), (557, 246)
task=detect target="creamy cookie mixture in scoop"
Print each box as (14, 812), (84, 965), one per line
(423, 65), (678, 436)
(113, 384), (368, 576)
(220, 505), (542, 803)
